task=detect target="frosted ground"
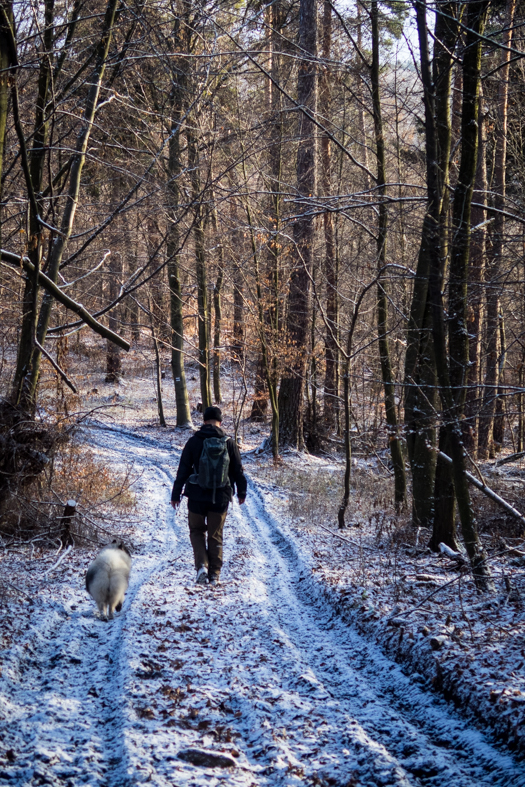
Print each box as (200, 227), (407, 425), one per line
(1, 358), (525, 786)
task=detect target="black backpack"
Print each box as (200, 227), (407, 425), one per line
(197, 437), (230, 502)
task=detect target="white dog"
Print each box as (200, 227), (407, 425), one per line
(85, 541), (131, 619)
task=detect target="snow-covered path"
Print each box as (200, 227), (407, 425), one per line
(2, 425), (525, 787)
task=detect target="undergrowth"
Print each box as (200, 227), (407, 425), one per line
(258, 457), (400, 537)
(0, 434), (136, 547)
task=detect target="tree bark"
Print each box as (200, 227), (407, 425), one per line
(0, 2), (13, 251)
(166, 9), (193, 427)
(371, 0), (406, 509)
(320, 0), (338, 433)
(211, 203), (224, 405)
(187, 123), (211, 411)
(478, 0), (516, 458)
(405, 1), (458, 530)
(12, 0), (120, 409)
(277, 0), (317, 449)
(463, 90), (487, 457)
(425, 0), (493, 590)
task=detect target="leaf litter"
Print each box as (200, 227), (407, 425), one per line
(0, 416), (524, 786)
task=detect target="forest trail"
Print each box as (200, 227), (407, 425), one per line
(2, 424), (525, 787)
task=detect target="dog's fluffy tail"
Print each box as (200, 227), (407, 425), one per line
(86, 547), (131, 619)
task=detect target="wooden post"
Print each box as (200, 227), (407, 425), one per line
(59, 499), (76, 547)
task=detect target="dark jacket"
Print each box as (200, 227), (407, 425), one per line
(171, 425), (247, 508)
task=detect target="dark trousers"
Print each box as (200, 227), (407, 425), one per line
(188, 507), (228, 576)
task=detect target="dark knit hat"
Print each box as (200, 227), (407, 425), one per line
(203, 406), (222, 422)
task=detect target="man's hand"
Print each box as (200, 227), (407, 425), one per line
(238, 496), (246, 505)
(171, 500), (180, 510)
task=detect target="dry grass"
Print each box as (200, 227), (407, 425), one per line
(257, 456), (401, 537)
(0, 435), (136, 546)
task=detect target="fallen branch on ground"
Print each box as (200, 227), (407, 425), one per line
(438, 450), (525, 527)
(44, 544), (73, 576)
(495, 450), (525, 466)
(317, 523), (376, 551)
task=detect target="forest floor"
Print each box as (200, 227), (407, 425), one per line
(1, 354), (525, 786)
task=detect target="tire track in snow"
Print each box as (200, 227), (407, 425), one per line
(231, 476), (525, 786)
(0, 425), (182, 786)
(2, 425), (524, 787)
(80, 424), (183, 786)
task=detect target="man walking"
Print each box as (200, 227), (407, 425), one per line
(171, 406), (247, 585)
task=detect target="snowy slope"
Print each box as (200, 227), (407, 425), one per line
(1, 424), (524, 786)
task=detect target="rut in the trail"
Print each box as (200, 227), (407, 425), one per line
(1, 424), (524, 787)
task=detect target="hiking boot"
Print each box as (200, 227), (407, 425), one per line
(196, 566), (208, 585)
(208, 574), (220, 586)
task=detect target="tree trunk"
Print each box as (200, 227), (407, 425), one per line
(229, 198), (244, 365)
(463, 90), (487, 457)
(405, 1), (457, 530)
(371, 0), (406, 509)
(187, 124), (211, 411)
(105, 251), (122, 383)
(210, 203), (224, 405)
(320, 0), (338, 433)
(478, 0), (516, 458)
(0, 2), (13, 251)
(277, 0), (317, 449)
(166, 11), (193, 428)
(11, 0), (54, 407)
(493, 315), (507, 449)
(429, 428), (458, 551)
(426, 0), (493, 590)
(12, 0), (120, 410)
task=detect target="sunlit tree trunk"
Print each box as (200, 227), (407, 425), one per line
(278, 0), (317, 449)
(371, 0), (406, 509)
(13, 0), (120, 410)
(166, 8), (192, 427)
(321, 0), (338, 433)
(187, 123), (211, 411)
(478, 0), (516, 458)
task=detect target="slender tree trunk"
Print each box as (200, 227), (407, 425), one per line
(320, 0), (338, 432)
(12, 0), (120, 410)
(493, 316), (507, 448)
(277, 0), (317, 449)
(187, 124), (211, 411)
(106, 177), (122, 382)
(0, 2), (13, 251)
(371, 0), (406, 509)
(166, 12), (192, 427)
(105, 253), (122, 382)
(229, 198), (245, 365)
(148, 295), (166, 428)
(209, 201), (224, 405)
(261, 0), (285, 449)
(479, 0), (515, 457)
(464, 90), (487, 457)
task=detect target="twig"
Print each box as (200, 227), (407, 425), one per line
(43, 544), (73, 576)
(388, 573), (464, 621)
(0, 581), (33, 601)
(317, 523), (376, 551)
(34, 338), (77, 393)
